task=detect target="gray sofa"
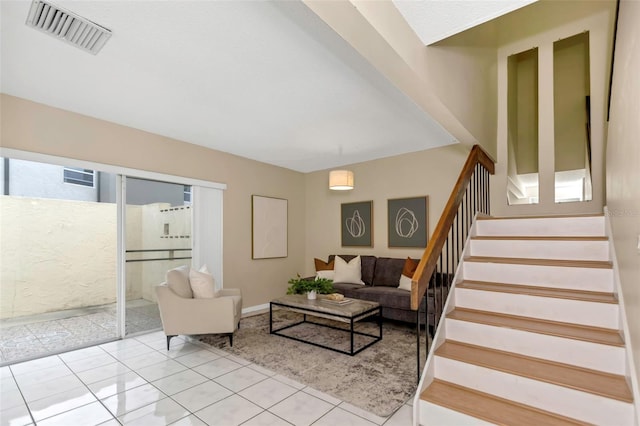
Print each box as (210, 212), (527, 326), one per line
(323, 254), (449, 327)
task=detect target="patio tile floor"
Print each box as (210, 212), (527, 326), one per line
(0, 300), (161, 365)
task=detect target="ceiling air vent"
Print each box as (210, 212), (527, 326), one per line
(25, 0), (111, 55)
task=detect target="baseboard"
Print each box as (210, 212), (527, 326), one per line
(242, 303), (269, 316)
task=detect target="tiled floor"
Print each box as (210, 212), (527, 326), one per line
(0, 330), (413, 425)
(0, 300), (162, 365)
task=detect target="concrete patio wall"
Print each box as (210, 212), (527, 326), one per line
(0, 196), (191, 319)
(0, 196), (117, 319)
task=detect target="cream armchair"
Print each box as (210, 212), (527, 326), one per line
(155, 265), (242, 350)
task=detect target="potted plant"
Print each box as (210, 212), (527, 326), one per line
(287, 274), (334, 300)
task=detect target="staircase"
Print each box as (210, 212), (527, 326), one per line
(418, 214), (636, 425)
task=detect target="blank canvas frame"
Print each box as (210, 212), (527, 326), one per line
(252, 195), (288, 259)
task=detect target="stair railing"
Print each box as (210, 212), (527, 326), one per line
(411, 144), (495, 380)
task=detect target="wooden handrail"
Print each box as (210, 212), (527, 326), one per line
(411, 145), (495, 310)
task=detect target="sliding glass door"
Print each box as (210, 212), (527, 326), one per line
(123, 177), (193, 336)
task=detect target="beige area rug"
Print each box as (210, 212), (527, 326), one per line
(200, 311), (428, 417)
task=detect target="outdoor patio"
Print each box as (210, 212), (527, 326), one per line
(0, 299), (162, 365)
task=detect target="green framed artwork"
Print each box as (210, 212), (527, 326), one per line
(388, 196), (428, 248)
(341, 201), (373, 247)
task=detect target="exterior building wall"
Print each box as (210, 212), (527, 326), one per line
(5, 159), (98, 201)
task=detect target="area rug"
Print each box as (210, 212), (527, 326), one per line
(200, 311), (427, 417)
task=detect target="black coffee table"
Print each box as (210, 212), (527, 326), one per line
(269, 294), (382, 356)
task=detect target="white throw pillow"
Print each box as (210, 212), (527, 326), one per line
(398, 274), (412, 291)
(333, 255), (364, 284)
(315, 270), (335, 280)
(189, 265), (217, 298)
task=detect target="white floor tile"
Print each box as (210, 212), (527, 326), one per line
(65, 353), (117, 373)
(271, 374), (306, 390)
(214, 366), (268, 392)
(338, 402), (388, 426)
(238, 378), (298, 409)
(383, 404), (413, 426)
(171, 381), (233, 412)
(10, 355), (64, 376)
(241, 411), (293, 426)
(20, 374), (85, 403)
(75, 362), (131, 385)
(120, 351), (168, 370)
(88, 370), (147, 399)
(118, 397), (189, 425)
(302, 387), (341, 406)
(58, 346), (107, 363)
(96, 419), (121, 426)
(194, 394), (262, 426)
(135, 359), (188, 382)
(1, 388), (25, 411)
(174, 349), (222, 367)
(313, 407), (377, 426)
(101, 383), (166, 416)
(151, 370), (208, 395)
(0, 366), (12, 379)
(100, 339), (146, 354)
(247, 363), (277, 377)
(134, 331), (170, 344)
(12, 364), (73, 389)
(224, 354), (252, 366)
(269, 391), (333, 426)
(168, 414), (207, 426)
(36, 401), (113, 426)
(2, 329), (387, 426)
(0, 402), (32, 426)
(28, 385), (97, 421)
(192, 357), (242, 379)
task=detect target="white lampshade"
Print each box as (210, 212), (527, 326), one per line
(329, 170), (354, 190)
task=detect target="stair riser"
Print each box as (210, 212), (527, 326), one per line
(419, 400), (494, 426)
(476, 217), (605, 237)
(463, 262), (614, 292)
(434, 357), (634, 425)
(469, 240), (609, 261)
(455, 289), (619, 329)
(445, 319), (626, 375)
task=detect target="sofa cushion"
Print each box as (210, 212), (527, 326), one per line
(332, 282), (366, 298)
(333, 255), (364, 285)
(166, 265), (193, 298)
(355, 286), (416, 310)
(329, 255), (376, 285)
(372, 257), (406, 287)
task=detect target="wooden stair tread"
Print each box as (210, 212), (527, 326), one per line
(420, 379), (586, 426)
(477, 214), (604, 220)
(458, 280), (618, 304)
(465, 256), (612, 269)
(471, 236), (608, 241)
(447, 308), (624, 347)
(436, 341), (633, 403)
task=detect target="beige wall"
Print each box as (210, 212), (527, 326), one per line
(0, 196), (117, 318)
(0, 94), (306, 309)
(304, 144), (468, 276)
(493, 1), (615, 216)
(606, 0), (640, 386)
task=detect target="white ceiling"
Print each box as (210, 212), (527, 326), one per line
(393, 0), (538, 46)
(1, 1), (531, 173)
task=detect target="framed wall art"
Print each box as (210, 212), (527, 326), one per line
(252, 195), (288, 259)
(388, 196), (428, 248)
(341, 201), (373, 247)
